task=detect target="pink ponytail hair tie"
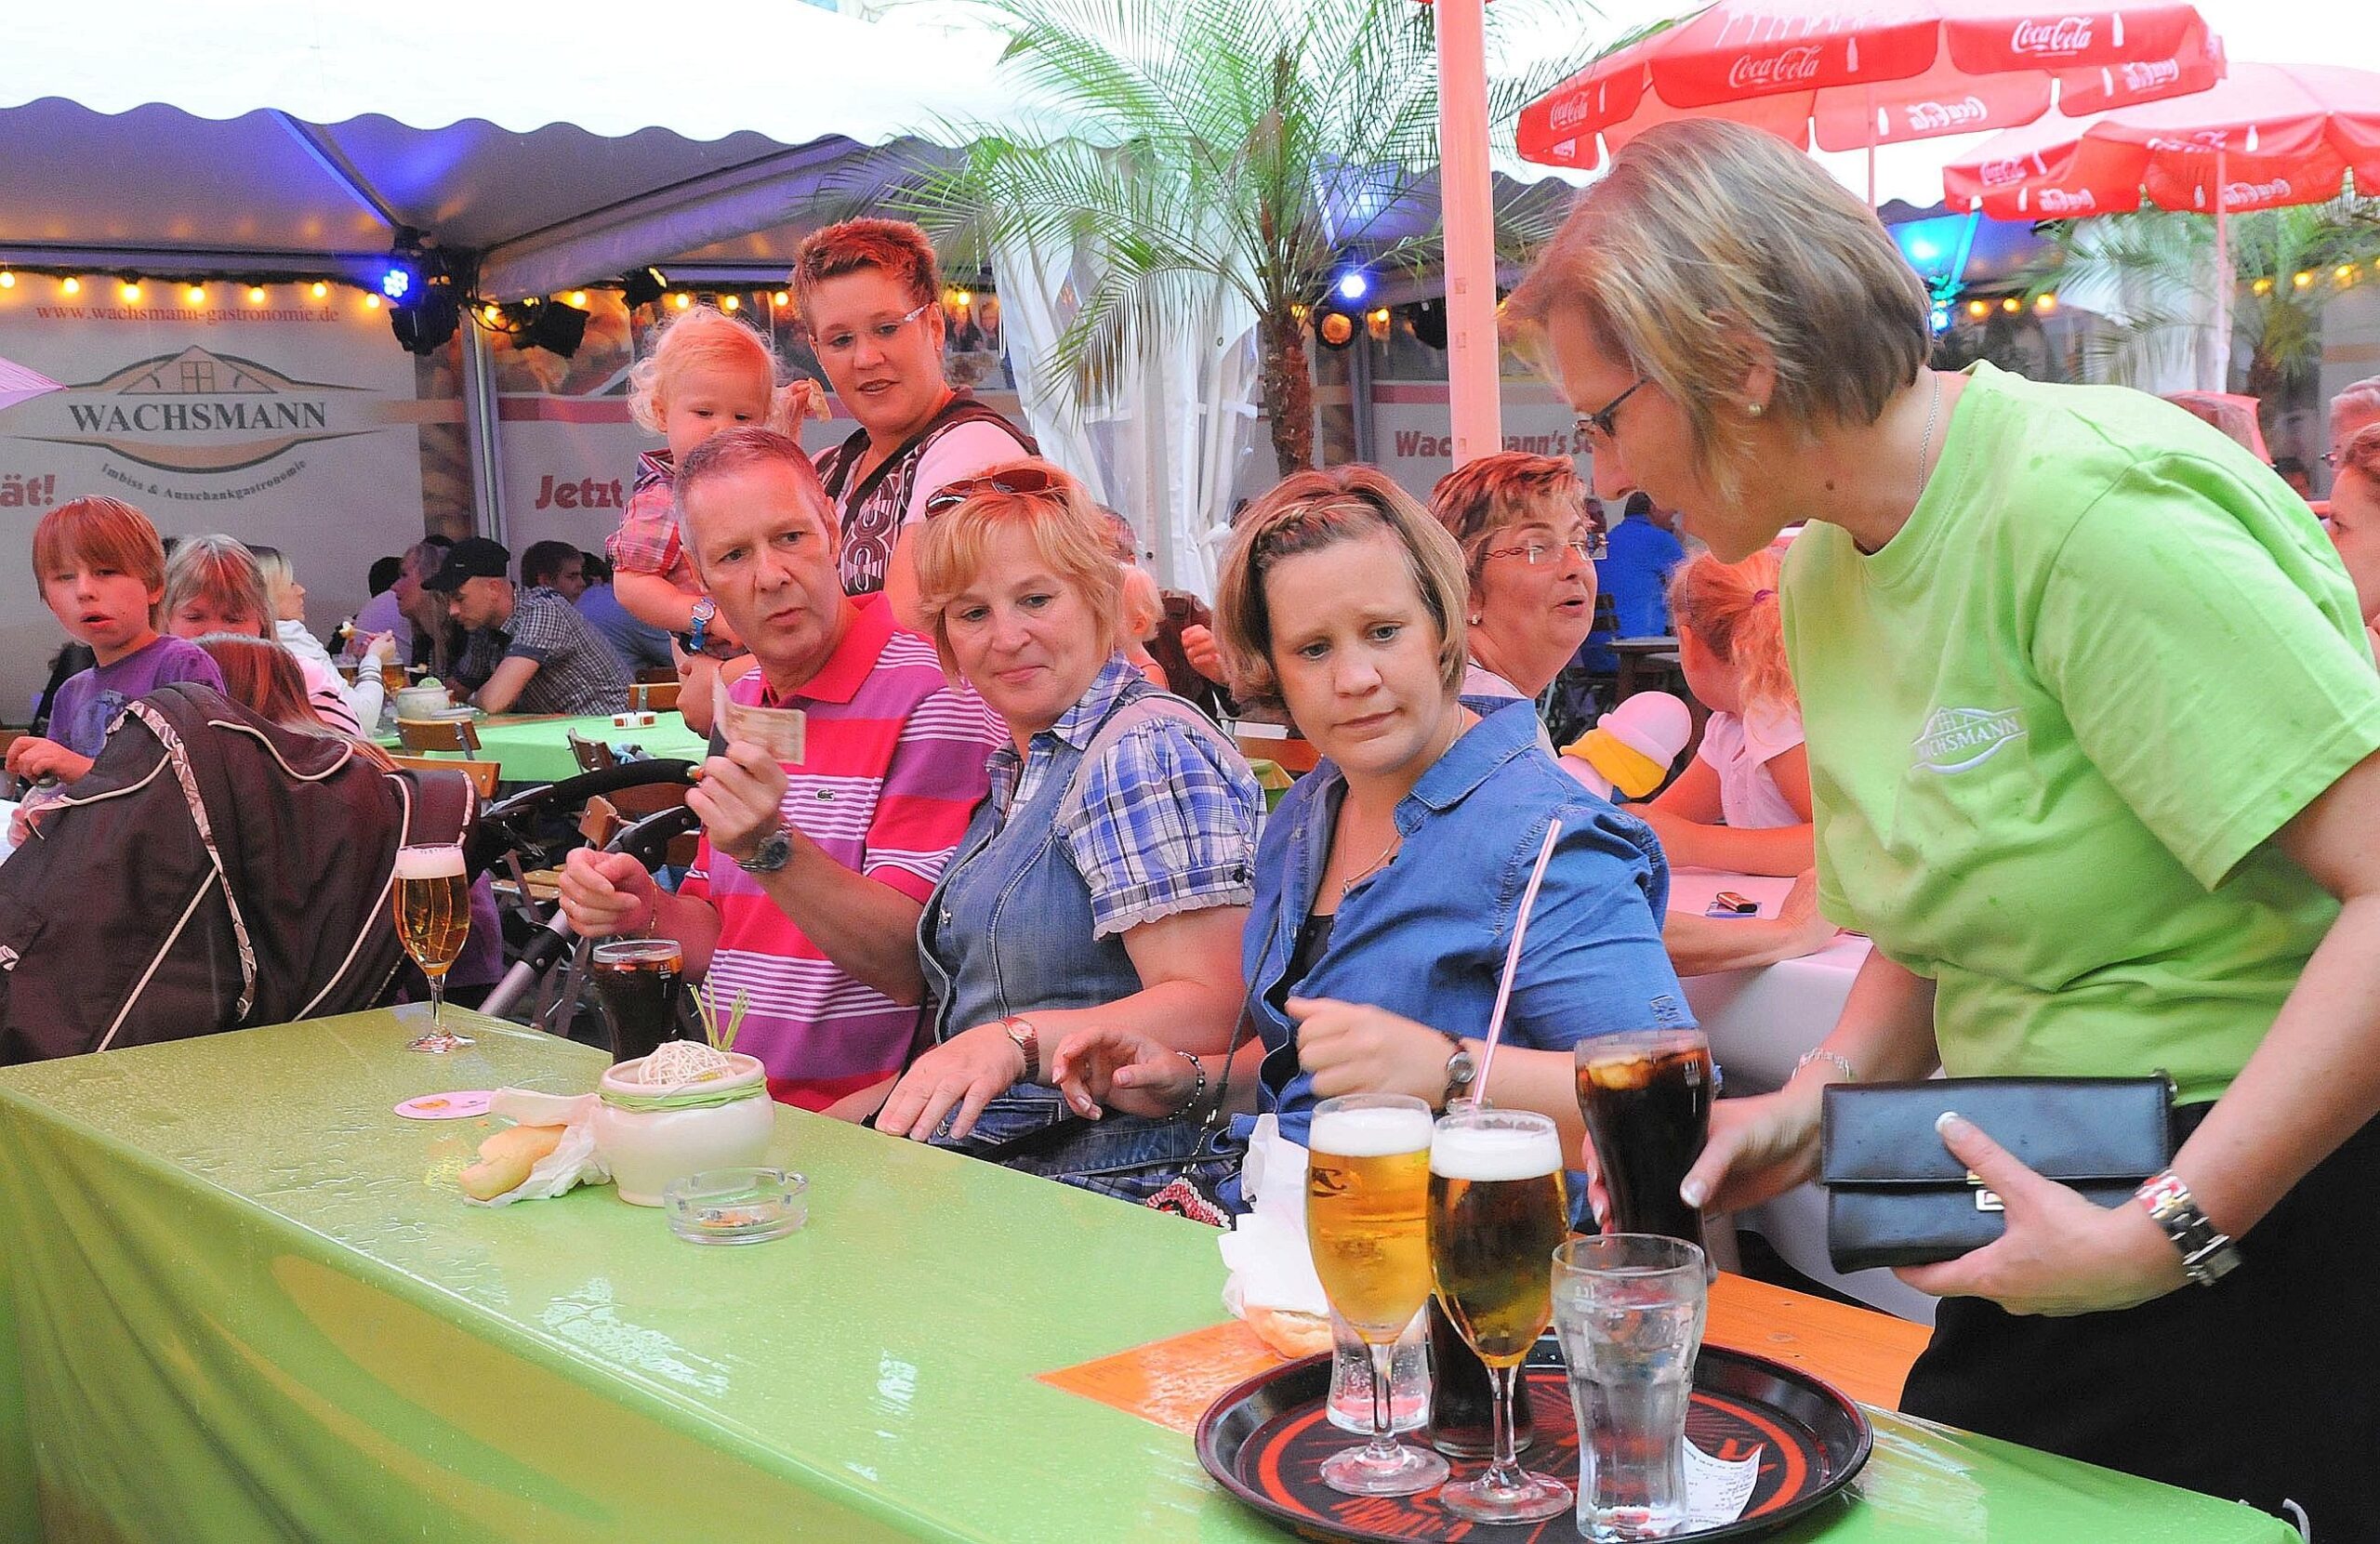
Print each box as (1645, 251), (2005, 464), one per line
(1751, 587), (1776, 602)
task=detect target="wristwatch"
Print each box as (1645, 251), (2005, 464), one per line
(2134, 1169), (2241, 1287)
(1000, 1016), (1042, 1085)
(734, 823), (793, 874)
(685, 595), (718, 653)
(1440, 1034), (1478, 1111)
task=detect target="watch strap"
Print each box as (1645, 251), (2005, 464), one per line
(2135, 1169), (2240, 1287)
(1440, 1033), (1477, 1111)
(1000, 1016), (1041, 1085)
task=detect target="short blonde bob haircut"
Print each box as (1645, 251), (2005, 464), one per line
(1428, 451), (1589, 582)
(165, 534), (274, 640)
(626, 303), (785, 436)
(1214, 465), (1468, 713)
(911, 458), (1125, 684)
(1505, 120), (1930, 506)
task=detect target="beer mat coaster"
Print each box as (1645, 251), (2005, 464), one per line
(1039, 1320), (1293, 1433)
(395, 1090), (495, 1121)
(1195, 1343), (1871, 1543)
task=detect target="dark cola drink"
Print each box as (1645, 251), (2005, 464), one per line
(589, 939), (687, 1063)
(1427, 1296), (1533, 1457)
(1576, 1030), (1713, 1251)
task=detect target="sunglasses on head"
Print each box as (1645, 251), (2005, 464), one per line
(922, 467), (1066, 517)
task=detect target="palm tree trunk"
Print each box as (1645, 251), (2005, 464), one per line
(1259, 306), (1317, 474)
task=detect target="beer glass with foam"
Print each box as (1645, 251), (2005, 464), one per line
(1428, 1106), (1573, 1524)
(393, 844), (473, 1052)
(1305, 1094), (1450, 1496)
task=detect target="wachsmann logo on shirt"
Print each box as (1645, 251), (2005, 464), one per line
(1913, 706), (2027, 772)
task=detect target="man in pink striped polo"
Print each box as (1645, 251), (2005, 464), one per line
(557, 428), (998, 1114)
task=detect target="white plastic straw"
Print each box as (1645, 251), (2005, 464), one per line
(1474, 818), (1562, 1102)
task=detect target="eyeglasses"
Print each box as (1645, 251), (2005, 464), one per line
(1577, 376), (1651, 441)
(1484, 533), (1606, 566)
(815, 300), (935, 359)
(922, 465), (1067, 516)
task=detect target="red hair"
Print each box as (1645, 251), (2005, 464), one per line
(790, 218), (940, 312)
(1669, 548), (1796, 719)
(32, 496), (167, 620)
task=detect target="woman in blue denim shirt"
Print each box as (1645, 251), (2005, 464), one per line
(876, 462), (1264, 1199)
(1054, 466), (1690, 1166)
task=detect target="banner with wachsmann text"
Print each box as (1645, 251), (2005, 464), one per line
(0, 279), (457, 719)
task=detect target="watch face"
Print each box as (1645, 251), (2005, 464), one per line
(741, 829), (792, 872)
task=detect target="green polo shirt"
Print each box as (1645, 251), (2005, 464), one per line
(1784, 363), (2380, 1104)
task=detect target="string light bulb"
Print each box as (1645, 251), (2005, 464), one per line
(0, 271), (14, 289)
(364, 294), (381, 310)
(186, 285), (205, 305)
(2294, 271), (2314, 289)
(2034, 293), (2058, 314)
(483, 303), (502, 324)
(1965, 298), (1990, 319)
(2253, 276), (2274, 296)
(248, 286), (266, 303)
(721, 294), (740, 311)
(121, 282), (141, 302)
(673, 293), (692, 310)
(2000, 296), (2020, 313)
(568, 290), (588, 308)
(311, 281), (329, 298)
(2337, 264), (2357, 284)
(61, 277), (80, 295)
(773, 290), (789, 306)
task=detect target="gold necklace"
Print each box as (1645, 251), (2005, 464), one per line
(1337, 827), (1403, 904)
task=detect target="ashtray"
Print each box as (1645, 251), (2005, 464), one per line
(662, 1167), (807, 1245)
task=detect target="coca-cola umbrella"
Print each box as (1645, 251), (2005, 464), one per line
(1942, 62), (2380, 382)
(1515, 0), (2223, 203)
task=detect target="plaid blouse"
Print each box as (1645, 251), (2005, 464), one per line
(987, 656), (1263, 937)
(604, 449), (700, 595)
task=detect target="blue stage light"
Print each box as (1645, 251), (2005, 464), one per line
(1335, 271), (1369, 302)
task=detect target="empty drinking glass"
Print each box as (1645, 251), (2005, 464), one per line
(1552, 1234), (1710, 1541)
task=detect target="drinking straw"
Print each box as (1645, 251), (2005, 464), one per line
(1474, 819), (1562, 1102)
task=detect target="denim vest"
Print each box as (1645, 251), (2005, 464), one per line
(917, 674), (1231, 1197)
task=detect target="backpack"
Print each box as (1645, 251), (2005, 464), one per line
(0, 684), (475, 1063)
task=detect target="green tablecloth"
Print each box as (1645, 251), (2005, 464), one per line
(0, 1013), (2296, 1543)
(381, 713), (709, 785)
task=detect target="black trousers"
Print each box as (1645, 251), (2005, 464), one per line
(1902, 1105), (2376, 1537)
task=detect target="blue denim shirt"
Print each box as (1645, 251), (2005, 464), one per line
(1246, 702), (1692, 1151)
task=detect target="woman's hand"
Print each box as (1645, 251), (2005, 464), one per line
(5, 737), (92, 785)
(1676, 1085), (1826, 1217)
(1050, 1025), (1200, 1120)
(1289, 997), (1448, 1104)
(1897, 1114), (2187, 1315)
(556, 848), (658, 938)
(364, 631), (399, 667)
(1179, 623), (1227, 686)
(877, 1023), (1029, 1142)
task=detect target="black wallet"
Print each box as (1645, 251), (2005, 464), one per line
(1819, 1076), (2174, 1274)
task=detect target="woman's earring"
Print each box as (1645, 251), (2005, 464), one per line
(1746, 400), (1766, 417)
(1468, 614), (1482, 626)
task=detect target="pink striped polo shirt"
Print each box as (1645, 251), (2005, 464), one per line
(681, 594), (1000, 1109)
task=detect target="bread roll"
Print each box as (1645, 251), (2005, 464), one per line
(459, 1123), (564, 1201)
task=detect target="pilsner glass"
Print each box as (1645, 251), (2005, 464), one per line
(393, 844), (473, 1052)
(1428, 1106), (1573, 1524)
(1305, 1094), (1449, 1496)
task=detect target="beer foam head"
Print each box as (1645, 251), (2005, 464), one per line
(1310, 1102), (1434, 1157)
(393, 844), (466, 879)
(1431, 1122), (1564, 1181)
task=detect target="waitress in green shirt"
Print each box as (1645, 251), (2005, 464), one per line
(1507, 119), (2380, 1534)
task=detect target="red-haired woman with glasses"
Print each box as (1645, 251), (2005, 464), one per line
(874, 460), (1265, 1200)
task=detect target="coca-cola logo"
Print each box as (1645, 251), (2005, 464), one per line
(1726, 44), (1824, 91)
(2009, 17), (2094, 56)
(1980, 156), (2035, 188)
(2225, 178), (2292, 207)
(2036, 187), (2096, 214)
(1550, 94), (1593, 131)
(2120, 59), (2179, 90)
(1905, 96), (1990, 131)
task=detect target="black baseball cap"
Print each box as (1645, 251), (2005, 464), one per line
(422, 537), (512, 592)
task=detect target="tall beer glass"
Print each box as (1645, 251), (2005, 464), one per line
(1428, 1106), (1572, 1524)
(1576, 1030), (1712, 1252)
(394, 843), (473, 1052)
(1306, 1094), (1449, 1496)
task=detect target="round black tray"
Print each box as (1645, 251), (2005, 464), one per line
(1195, 1339), (1871, 1543)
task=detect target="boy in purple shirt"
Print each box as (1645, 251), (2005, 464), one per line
(6, 496), (223, 785)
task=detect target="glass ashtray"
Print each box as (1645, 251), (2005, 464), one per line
(662, 1168), (807, 1245)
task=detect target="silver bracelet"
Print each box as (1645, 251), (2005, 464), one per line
(1165, 1051), (1208, 1121)
(1793, 1049), (1858, 1084)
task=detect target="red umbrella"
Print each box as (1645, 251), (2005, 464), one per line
(1942, 61), (2380, 218)
(1942, 63), (2380, 386)
(1516, 0), (2221, 200)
